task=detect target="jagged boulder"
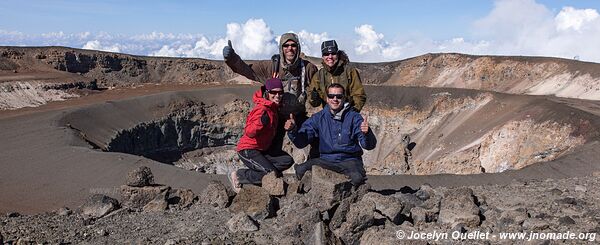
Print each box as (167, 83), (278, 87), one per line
(305, 221), (339, 245)
(438, 187), (480, 227)
(198, 181), (229, 209)
(271, 194), (322, 242)
(262, 171), (285, 196)
(411, 206), (438, 225)
(81, 194), (120, 218)
(334, 198), (376, 245)
(329, 183), (371, 230)
(167, 188), (197, 208)
(360, 221), (420, 245)
(143, 195), (169, 212)
(120, 185), (170, 211)
(299, 171), (312, 193)
(362, 192), (404, 224)
(227, 212), (259, 232)
(308, 166), (353, 212)
(126, 166), (155, 187)
(229, 185), (275, 221)
(283, 175), (301, 196)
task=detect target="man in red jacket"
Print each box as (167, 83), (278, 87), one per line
(230, 78), (293, 192)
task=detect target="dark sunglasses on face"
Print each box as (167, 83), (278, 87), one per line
(327, 93), (345, 100)
(322, 52), (336, 57)
(282, 43), (298, 48)
(268, 90), (284, 95)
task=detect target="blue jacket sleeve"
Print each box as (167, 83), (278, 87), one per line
(354, 114), (377, 150)
(287, 114), (318, 148)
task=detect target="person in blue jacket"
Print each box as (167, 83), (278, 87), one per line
(283, 83), (376, 186)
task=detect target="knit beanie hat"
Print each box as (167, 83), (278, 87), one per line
(265, 78), (283, 90)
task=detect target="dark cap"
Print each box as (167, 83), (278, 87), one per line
(321, 40), (338, 55)
(265, 78), (283, 90)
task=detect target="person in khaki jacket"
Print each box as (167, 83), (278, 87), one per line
(308, 40), (367, 112)
(223, 33), (318, 153)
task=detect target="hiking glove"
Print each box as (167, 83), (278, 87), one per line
(223, 40), (235, 60)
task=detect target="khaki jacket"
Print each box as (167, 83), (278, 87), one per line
(308, 51), (367, 111)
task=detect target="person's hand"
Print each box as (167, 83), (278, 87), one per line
(360, 113), (369, 134)
(284, 113), (296, 131)
(223, 40), (235, 60)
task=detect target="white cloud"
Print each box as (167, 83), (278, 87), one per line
(82, 40), (121, 53)
(555, 7), (599, 32)
(3, 2), (600, 63)
(296, 30), (329, 57)
(354, 24), (385, 55)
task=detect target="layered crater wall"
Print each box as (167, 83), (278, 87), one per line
(60, 86), (600, 176)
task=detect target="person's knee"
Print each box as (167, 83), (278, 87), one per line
(347, 171), (366, 186)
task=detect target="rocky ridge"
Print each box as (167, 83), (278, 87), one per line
(1, 166), (598, 244)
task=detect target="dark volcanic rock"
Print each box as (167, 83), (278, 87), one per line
(334, 198), (376, 245)
(120, 185), (170, 211)
(271, 194), (322, 243)
(305, 221), (339, 245)
(143, 192), (169, 212)
(227, 212), (259, 232)
(167, 188), (197, 209)
(362, 192), (404, 225)
(438, 187), (480, 227)
(308, 166), (353, 212)
(198, 181), (230, 209)
(81, 194), (120, 218)
(299, 171), (312, 193)
(262, 171), (285, 196)
(126, 166), (155, 187)
(329, 183), (371, 230)
(229, 185), (275, 221)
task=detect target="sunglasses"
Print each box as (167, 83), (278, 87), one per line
(268, 90), (284, 95)
(282, 43), (298, 48)
(322, 52), (337, 57)
(327, 93), (345, 100)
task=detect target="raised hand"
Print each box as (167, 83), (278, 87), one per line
(360, 113), (369, 134)
(284, 113), (296, 131)
(223, 40), (235, 60)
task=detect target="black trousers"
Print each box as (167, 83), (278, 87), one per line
(236, 149), (293, 185)
(294, 158), (367, 186)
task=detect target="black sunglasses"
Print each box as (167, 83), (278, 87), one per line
(322, 52), (337, 57)
(282, 43), (298, 48)
(327, 93), (345, 100)
(268, 90), (284, 95)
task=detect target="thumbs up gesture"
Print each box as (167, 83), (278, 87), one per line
(284, 113), (296, 131)
(360, 113), (369, 134)
(223, 40), (235, 60)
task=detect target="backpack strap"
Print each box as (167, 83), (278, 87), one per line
(300, 61), (306, 95)
(271, 54), (280, 78)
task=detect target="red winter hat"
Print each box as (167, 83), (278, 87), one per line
(265, 78), (283, 90)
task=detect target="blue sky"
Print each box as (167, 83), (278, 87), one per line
(2, 0), (600, 62)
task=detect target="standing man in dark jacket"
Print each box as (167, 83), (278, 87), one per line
(223, 33), (318, 152)
(284, 83), (376, 186)
(308, 40), (367, 112)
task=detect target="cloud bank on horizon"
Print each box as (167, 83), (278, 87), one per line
(1, 0), (600, 63)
